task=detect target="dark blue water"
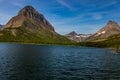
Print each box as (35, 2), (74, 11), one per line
(0, 43), (120, 80)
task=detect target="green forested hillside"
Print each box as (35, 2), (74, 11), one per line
(0, 27), (73, 45)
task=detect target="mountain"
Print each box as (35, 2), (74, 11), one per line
(0, 6), (72, 44)
(65, 31), (92, 42)
(86, 21), (120, 41)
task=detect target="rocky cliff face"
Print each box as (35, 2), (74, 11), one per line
(86, 21), (120, 41)
(0, 6), (71, 43)
(65, 31), (92, 42)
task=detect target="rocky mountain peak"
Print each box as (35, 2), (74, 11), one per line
(105, 20), (119, 28)
(107, 20), (118, 25)
(86, 20), (120, 41)
(18, 5), (42, 18)
(98, 21), (120, 33)
(3, 5), (55, 31)
(68, 31), (77, 36)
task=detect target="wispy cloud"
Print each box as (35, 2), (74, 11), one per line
(10, 0), (26, 7)
(56, 0), (75, 10)
(77, 0), (117, 9)
(0, 0), (24, 7)
(47, 10), (109, 34)
(49, 11), (107, 26)
(11, 2), (23, 7)
(100, 1), (117, 8)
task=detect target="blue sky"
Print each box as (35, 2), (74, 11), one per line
(0, 0), (120, 34)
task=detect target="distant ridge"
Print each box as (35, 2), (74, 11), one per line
(65, 31), (92, 42)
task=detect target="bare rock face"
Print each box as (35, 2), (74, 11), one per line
(65, 31), (92, 42)
(86, 21), (120, 41)
(3, 6), (55, 31)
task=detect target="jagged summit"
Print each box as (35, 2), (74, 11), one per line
(19, 6), (37, 15)
(67, 31), (77, 36)
(107, 20), (118, 25)
(3, 5), (54, 31)
(102, 20), (120, 29)
(18, 5), (43, 19)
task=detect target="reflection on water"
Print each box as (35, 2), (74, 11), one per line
(0, 43), (120, 80)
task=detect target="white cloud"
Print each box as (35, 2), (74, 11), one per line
(11, 2), (23, 7)
(56, 0), (75, 10)
(49, 11), (106, 27)
(99, 1), (117, 8)
(77, 0), (117, 9)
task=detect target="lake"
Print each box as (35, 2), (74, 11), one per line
(0, 43), (120, 80)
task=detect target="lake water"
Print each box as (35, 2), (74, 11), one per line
(0, 43), (120, 80)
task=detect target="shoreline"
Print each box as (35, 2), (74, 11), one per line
(0, 41), (118, 49)
(0, 41), (77, 47)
